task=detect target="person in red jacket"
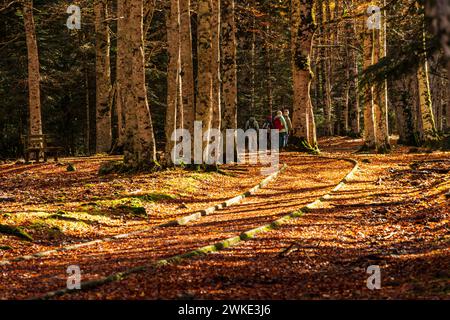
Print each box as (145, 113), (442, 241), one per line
(273, 111), (288, 150)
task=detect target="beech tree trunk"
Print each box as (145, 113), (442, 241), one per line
(349, 16), (361, 136)
(291, 0), (317, 147)
(179, 0), (195, 135)
(116, 1), (126, 149)
(373, 3), (390, 151)
(221, 0), (238, 131)
(416, 21), (437, 143)
(323, 0), (333, 136)
(94, 0), (112, 153)
(265, 25), (274, 116)
(119, 0), (157, 168)
(362, 27), (377, 149)
(425, 0), (449, 131)
(23, 0), (42, 136)
(211, 0), (221, 131)
(196, 0), (213, 160)
(392, 74), (416, 145)
(416, 57), (437, 142)
(165, 0), (182, 164)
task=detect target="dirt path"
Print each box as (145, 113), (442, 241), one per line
(1, 138), (448, 300)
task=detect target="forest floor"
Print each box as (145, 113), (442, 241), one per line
(0, 137), (448, 300)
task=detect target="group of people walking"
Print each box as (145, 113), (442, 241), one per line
(244, 109), (293, 149)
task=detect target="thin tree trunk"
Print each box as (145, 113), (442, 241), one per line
(179, 0), (195, 135)
(373, 3), (390, 151)
(265, 25), (273, 117)
(221, 0), (237, 131)
(392, 74), (416, 145)
(116, 0), (126, 149)
(323, 0), (333, 136)
(416, 21), (437, 143)
(165, 0), (181, 164)
(349, 14), (361, 136)
(250, 0), (256, 116)
(363, 27), (377, 149)
(94, 0), (112, 153)
(211, 0), (221, 131)
(23, 0), (42, 136)
(221, 0), (238, 163)
(446, 61), (450, 131)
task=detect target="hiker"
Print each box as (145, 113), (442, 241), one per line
(245, 116), (260, 131)
(262, 115), (273, 149)
(273, 111), (288, 149)
(283, 109), (293, 147)
(244, 116), (260, 150)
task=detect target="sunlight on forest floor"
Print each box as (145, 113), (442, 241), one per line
(0, 137), (448, 299)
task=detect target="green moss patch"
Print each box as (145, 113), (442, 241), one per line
(131, 192), (177, 202)
(0, 224), (33, 241)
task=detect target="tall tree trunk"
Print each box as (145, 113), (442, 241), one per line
(392, 74), (416, 145)
(196, 0), (213, 161)
(416, 21), (437, 143)
(323, 0), (333, 136)
(349, 13), (361, 136)
(94, 0), (112, 153)
(221, 0), (237, 163)
(80, 31), (91, 155)
(179, 0), (195, 135)
(416, 59), (437, 142)
(373, 2), (390, 151)
(265, 25), (274, 117)
(343, 18), (352, 135)
(165, 0), (182, 164)
(211, 0), (221, 131)
(446, 61), (450, 131)
(362, 27), (377, 149)
(333, 0), (342, 136)
(250, 1), (256, 116)
(120, 0), (157, 168)
(23, 0), (42, 136)
(116, 0), (126, 149)
(291, 0), (317, 147)
(221, 0), (237, 131)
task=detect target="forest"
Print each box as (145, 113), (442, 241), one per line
(0, 0), (449, 301)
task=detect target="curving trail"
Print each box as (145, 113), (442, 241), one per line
(0, 154), (354, 299)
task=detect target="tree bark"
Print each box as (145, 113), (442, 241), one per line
(23, 0), (42, 136)
(416, 21), (437, 143)
(291, 0), (317, 147)
(179, 0), (195, 135)
(373, 2), (390, 151)
(211, 0), (221, 131)
(323, 0), (333, 136)
(116, 0), (126, 149)
(119, 0), (157, 168)
(165, 0), (182, 164)
(221, 0), (237, 131)
(196, 0), (213, 160)
(362, 27), (377, 149)
(349, 14), (361, 136)
(94, 0), (112, 153)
